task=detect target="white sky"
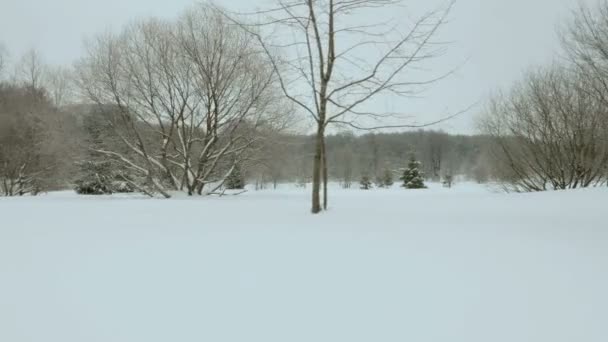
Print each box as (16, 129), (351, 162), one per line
(0, 0), (594, 134)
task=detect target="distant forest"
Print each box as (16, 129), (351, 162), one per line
(2, 0), (608, 198)
(246, 130), (490, 189)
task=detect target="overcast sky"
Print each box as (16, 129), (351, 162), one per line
(0, 0), (594, 134)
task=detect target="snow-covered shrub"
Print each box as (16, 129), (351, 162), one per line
(359, 175), (372, 190)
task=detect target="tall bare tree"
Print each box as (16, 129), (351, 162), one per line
(221, 0), (455, 213)
(17, 49), (46, 90)
(562, 0), (608, 101)
(561, 1), (608, 150)
(45, 66), (74, 107)
(0, 43), (8, 80)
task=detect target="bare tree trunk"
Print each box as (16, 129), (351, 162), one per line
(322, 136), (328, 210)
(311, 122), (324, 213)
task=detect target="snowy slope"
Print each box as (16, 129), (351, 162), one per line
(0, 183), (607, 342)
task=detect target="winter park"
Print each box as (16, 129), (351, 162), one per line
(1, 0), (608, 342)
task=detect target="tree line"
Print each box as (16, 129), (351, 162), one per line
(1, 0), (608, 209)
(243, 130), (492, 189)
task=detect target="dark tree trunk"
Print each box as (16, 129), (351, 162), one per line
(311, 122), (324, 213)
(322, 137), (328, 210)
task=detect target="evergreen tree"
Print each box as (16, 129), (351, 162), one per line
(225, 164), (245, 189)
(400, 155), (427, 189)
(75, 112), (105, 194)
(74, 112), (127, 195)
(74, 160), (115, 195)
(359, 175), (372, 190)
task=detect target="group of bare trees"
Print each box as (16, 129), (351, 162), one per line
(0, 5), (292, 198)
(479, 1), (608, 191)
(0, 86), (47, 195)
(75, 5), (291, 197)
(480, 67), (608, 191)
(0, 63), (79, 196)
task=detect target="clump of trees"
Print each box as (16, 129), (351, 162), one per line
(480, 67), (608, 191)
(0, 52), (80, 196)
(0, 5), (293, 198)
(479, 1), (608, 191)
(0, 86), (46, 195)
(75, 5), (290, 197)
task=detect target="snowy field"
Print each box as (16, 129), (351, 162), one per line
(1, 182), (607, 342)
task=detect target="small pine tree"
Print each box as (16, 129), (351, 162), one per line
(74, 160), (115, 195)
(225, 164), (245, 189)
(74, 111), (134, 195)
(382, 168), (394, 188)
(74, 160), (134, 195)
(360, 175), (372, 190)
(400, 156), (427, 189)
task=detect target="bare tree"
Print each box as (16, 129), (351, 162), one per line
(17, 49), (46, 90)
(221, 0), (454, 213)
(0, 43), (8, 80)
(45, 66), (74, 107)
(76, 5), (284, 197)
(479, 65), (608, 191)
(562, 1), (608, 104)
(561, 1), (608, 181)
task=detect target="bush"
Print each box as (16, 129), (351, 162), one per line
(360, 175), (372, 190)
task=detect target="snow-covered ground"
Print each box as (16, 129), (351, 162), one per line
(1, 183), (607, 342)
